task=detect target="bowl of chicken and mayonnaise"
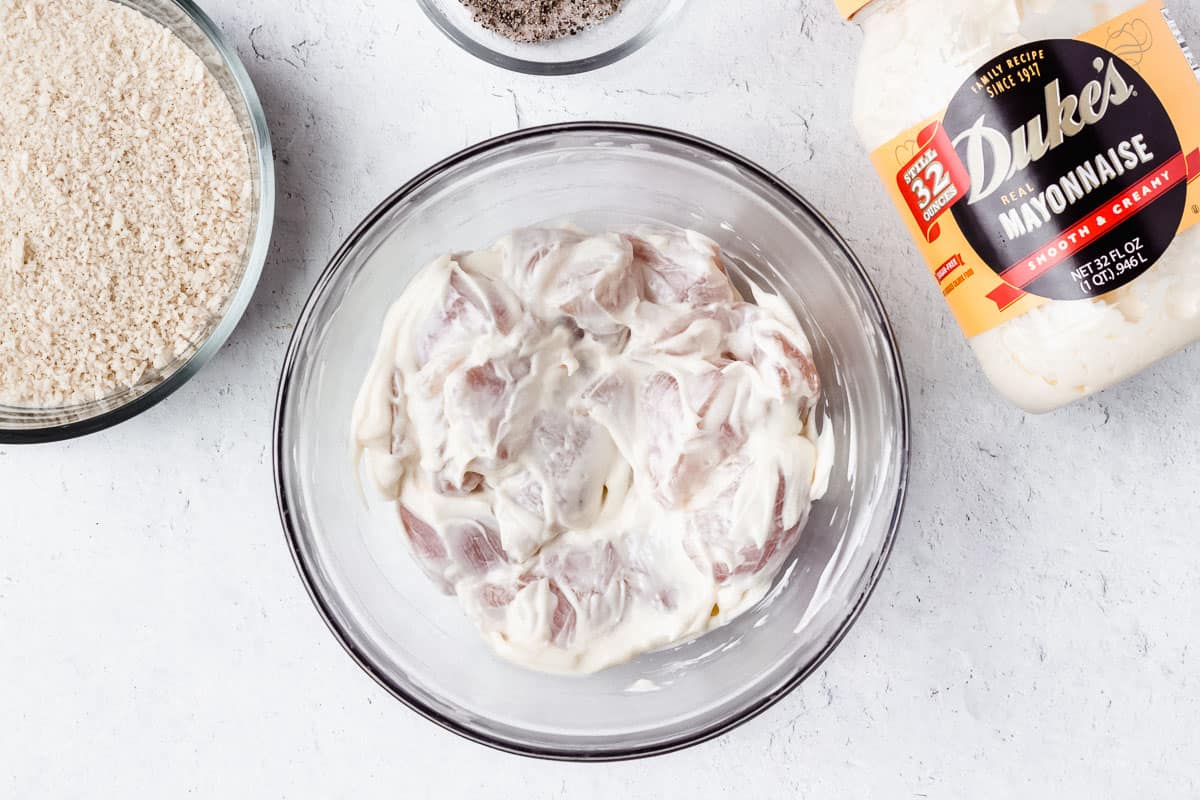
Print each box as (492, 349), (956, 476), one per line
(274, 123), (908, 760)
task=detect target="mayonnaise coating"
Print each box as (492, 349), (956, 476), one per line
(854, 0), (1200, 412)
(352, 226), (833, 674)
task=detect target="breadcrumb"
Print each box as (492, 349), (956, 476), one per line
(0, 0), (252, 406)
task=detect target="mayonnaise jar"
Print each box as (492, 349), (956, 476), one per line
(841, 0), (1200, 411)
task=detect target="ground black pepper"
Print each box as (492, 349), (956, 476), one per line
(459, 0), (625, 44)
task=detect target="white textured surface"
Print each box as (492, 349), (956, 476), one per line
(3, 0), (1200, 796)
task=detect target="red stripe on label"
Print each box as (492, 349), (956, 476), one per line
(998, 151), (1188, 290)
(1187, 148), (1200, 183)
(985, 282), (1026, 311)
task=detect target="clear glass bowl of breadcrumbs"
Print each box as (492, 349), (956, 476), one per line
(0, 0), (274, 444)
(418, 0), (686, 75)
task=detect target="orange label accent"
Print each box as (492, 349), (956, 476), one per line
(835, 0), (872, 20)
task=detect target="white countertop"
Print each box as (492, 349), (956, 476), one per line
(5, 1), (1200, 796)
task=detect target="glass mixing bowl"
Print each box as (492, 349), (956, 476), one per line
(0, 0), (274, 444)
(274, 123), (908, 760)
(417, 0), (686, 75)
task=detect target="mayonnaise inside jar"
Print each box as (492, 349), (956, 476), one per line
(843, 0), (1200, 412)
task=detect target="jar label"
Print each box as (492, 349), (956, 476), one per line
(869, 0), (1200, 337)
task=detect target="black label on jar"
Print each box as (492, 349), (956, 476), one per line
(942, 39), (1187, 302)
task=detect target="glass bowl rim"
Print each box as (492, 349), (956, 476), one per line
(272, 121), (910, 761)
(415, 0), (688, 76)
(0, 0), (276, 445)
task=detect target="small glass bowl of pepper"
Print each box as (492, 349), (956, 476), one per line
(418, 0), (687, 75)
